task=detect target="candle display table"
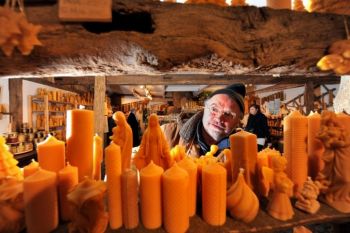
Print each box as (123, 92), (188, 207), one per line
(52, 202), (350, 233)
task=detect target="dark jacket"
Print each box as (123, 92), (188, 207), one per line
(127, 112), (140, 147)
(245, 112), (270, 140)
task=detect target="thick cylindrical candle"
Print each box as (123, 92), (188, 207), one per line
(307, 111), (324, 179)
(58, 163), (78, 221)
(37, 135), (65, 173)
(66, 109), (94, 181)
(139, 161), (163, 229)
(178, 157), (198, 216)
(23, 159), (39, 178)
(284, 110), (308, 195)
(105, 142), (123, 229)
(121, 169), (139, 229)
(202, 163), (226, 226)
(93, 134), (103, 180)
(23, 168), (58, 233)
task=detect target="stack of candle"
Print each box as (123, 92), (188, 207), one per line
(0, 136), (23, 180)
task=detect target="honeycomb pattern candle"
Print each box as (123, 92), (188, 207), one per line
(58, 163), (78, 221)
(23, 159), (39, 178)
(284, 110), (308, 196)
(229, 130), (257, 191)
(162, 163), (189, 233)
(93, 134), (103, 180)
(140, 161), (163, 229)
(66, 109), (94, 181)
(121, 168), (139, 229)
(105, 142), (123, 229)
(178, 156), (198, 216)
(37, 135), (65, 173)
(23, 168), (58, 233)
(202, 163), (226, 226)
(307, 111), (324, 179)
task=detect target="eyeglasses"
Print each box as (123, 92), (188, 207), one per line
(206, 105), (237, 121)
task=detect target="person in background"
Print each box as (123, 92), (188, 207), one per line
(161, 83), (246, 158)
(245, 104), (270, 151)
(127, 108), (141, 147)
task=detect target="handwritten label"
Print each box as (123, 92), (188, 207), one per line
(59, 0), (112, 22)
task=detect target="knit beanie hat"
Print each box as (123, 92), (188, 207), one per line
(209, 83), (246, 113)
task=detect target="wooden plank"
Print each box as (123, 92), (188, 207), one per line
(251, 84), (304, 95)
(93, 76), (106, 139)
(304, 80), (315, 114)
(0, 1), (349, 78)
(9, 79), (23, 131)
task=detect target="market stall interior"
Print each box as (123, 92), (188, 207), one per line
(0, 0), (350, 232)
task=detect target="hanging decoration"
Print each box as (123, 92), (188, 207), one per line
(0, 0), (42, 57)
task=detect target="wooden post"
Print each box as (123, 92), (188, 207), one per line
(94, 76), (106, 140)
(304, 80), (314, 115)
(9, 79), (23, 132)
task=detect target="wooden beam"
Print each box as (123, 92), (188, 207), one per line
(304, 80), (315, 114)
(24, 78), (88, 94)
(250, 83), (304, 95)
(0, 1), (349, 78)
(93, 76), (106, 139)
(9, 79), (23, 131)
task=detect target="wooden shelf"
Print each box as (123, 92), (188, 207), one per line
(52, 202), (350, 233)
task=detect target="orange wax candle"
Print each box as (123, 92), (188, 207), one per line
(37, 135), (65, 173)
(105, 142), (123, 229)
(337, 112), (350, 134)
(93, 134), (103, 180)
(307, 111), (324, 179)
(111, 111), (133, 172)
(66, 109), (94, 181)
(139, 161), (163, 229)
(58, 163), (78, 221)
(24, 168), (58, 233)
(162, 164), (189, 233)
(202, 163), (226, 226)
(121, 169), (139, 229)
(230, 130), (257, 190)
(284, 111), (308, 195)
(178, 157), (198, 216)
(23, 159), (39, 178)
(267, 0), (291, 9)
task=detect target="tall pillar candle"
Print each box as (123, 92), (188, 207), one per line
(66, 109), (94, 181)
(284, 110), (308, 196)
(202, 163), (227, 226)
(162, 164), (189, 233)
(307, 111), (324, 179)
(58, 163), (78, 221)
(178, 157), (198, 216)
(93, 134), (103, 180)
(229, 130), (257, 191)
(105, 142), (123, 229)
(23, 159), (39, 178)
(139, 161), (163, 229)
(24, 168), (58, 233)
(121, 169), (139, 229)
(37, 135), (65, 173)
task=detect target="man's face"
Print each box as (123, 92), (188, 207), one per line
(202, 94), (241, 142)
(249, 106), (257, 115)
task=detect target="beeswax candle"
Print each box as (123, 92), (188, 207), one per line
(284, 110), (308, 196)
(93, 134), (103, 180)
(121, 169), (139, 229)
(307, 112), (324, 179)
(267, 0), (291, 9)
(178, 156), (198, 216)
(66, 109), (94, 181)
(202, 163), (226, 226)
(111, 111), (133, 172)
(140, 161), (163, 229)
(162, 164), (189, 233)
(37, 135), (65, 173)
(24, 168), (58, 233)
(23, 159), (39, 178)
(337, 112), (350, 134)
(58, 163), (78, 221)
(105, 142), (123, 229)
(230, 130), (257, 190)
